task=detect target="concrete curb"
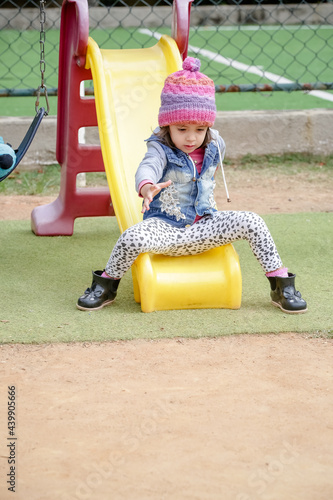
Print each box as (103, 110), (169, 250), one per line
(1, 4), (332, 30)
(215, 108), (333, 158)
(1, 108), (332, 170)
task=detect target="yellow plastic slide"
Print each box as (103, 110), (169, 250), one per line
(85, 35), (242, 312)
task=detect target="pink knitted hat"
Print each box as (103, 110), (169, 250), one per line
(158, 57), (216, 128)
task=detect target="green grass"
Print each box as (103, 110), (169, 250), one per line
(190, 25), (333, 112)
(191, 26), (333, 83)
(226, 152), (333, 174)
(215, 91), (333, 112)
(1, 25), (332, 116)
(1, 153), (331, 196)
(0, 213), (332, 344)
(0, 165), (108, 196)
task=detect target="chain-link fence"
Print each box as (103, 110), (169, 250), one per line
(1, 0), (333, 97)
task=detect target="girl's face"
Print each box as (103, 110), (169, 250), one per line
(169, 124), (208, 154)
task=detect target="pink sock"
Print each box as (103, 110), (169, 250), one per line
(265, 267), (288, 278)
(101, 271), (111, 278)
(101, 271), (120, 280)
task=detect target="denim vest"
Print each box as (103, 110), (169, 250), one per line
(143, 134), (223, 228)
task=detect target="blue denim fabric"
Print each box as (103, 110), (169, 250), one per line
(141, 132), (225, 228)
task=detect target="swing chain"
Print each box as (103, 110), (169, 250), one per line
(35, 0), (50, 115)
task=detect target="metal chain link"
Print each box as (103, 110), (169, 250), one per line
(1, 1), (332, 100)
(35, 0), (50, 115)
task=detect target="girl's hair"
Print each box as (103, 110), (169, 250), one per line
(155, 126), (212, 150)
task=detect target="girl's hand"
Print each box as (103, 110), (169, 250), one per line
(141, 180), (172, 214)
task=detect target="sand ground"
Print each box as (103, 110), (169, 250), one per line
(0, 177), (332, 499)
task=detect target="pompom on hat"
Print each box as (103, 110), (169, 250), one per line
(158, 57), (216, 128)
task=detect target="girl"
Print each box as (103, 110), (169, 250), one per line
(77, 57), (307, 314)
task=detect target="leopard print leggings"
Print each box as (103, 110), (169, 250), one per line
(105, 211), (283, 279)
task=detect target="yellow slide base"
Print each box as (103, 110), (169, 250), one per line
(85, 35), (242, 313)
(132, 244), (242, 313)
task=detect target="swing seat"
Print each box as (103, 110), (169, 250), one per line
(85, 35), (242, 312)
(0, 107), (45, 182)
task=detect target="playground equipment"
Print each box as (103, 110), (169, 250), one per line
(0, 108), (45, 182)
(1, 0), (48, 183)
(31, 0), (242, 312)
